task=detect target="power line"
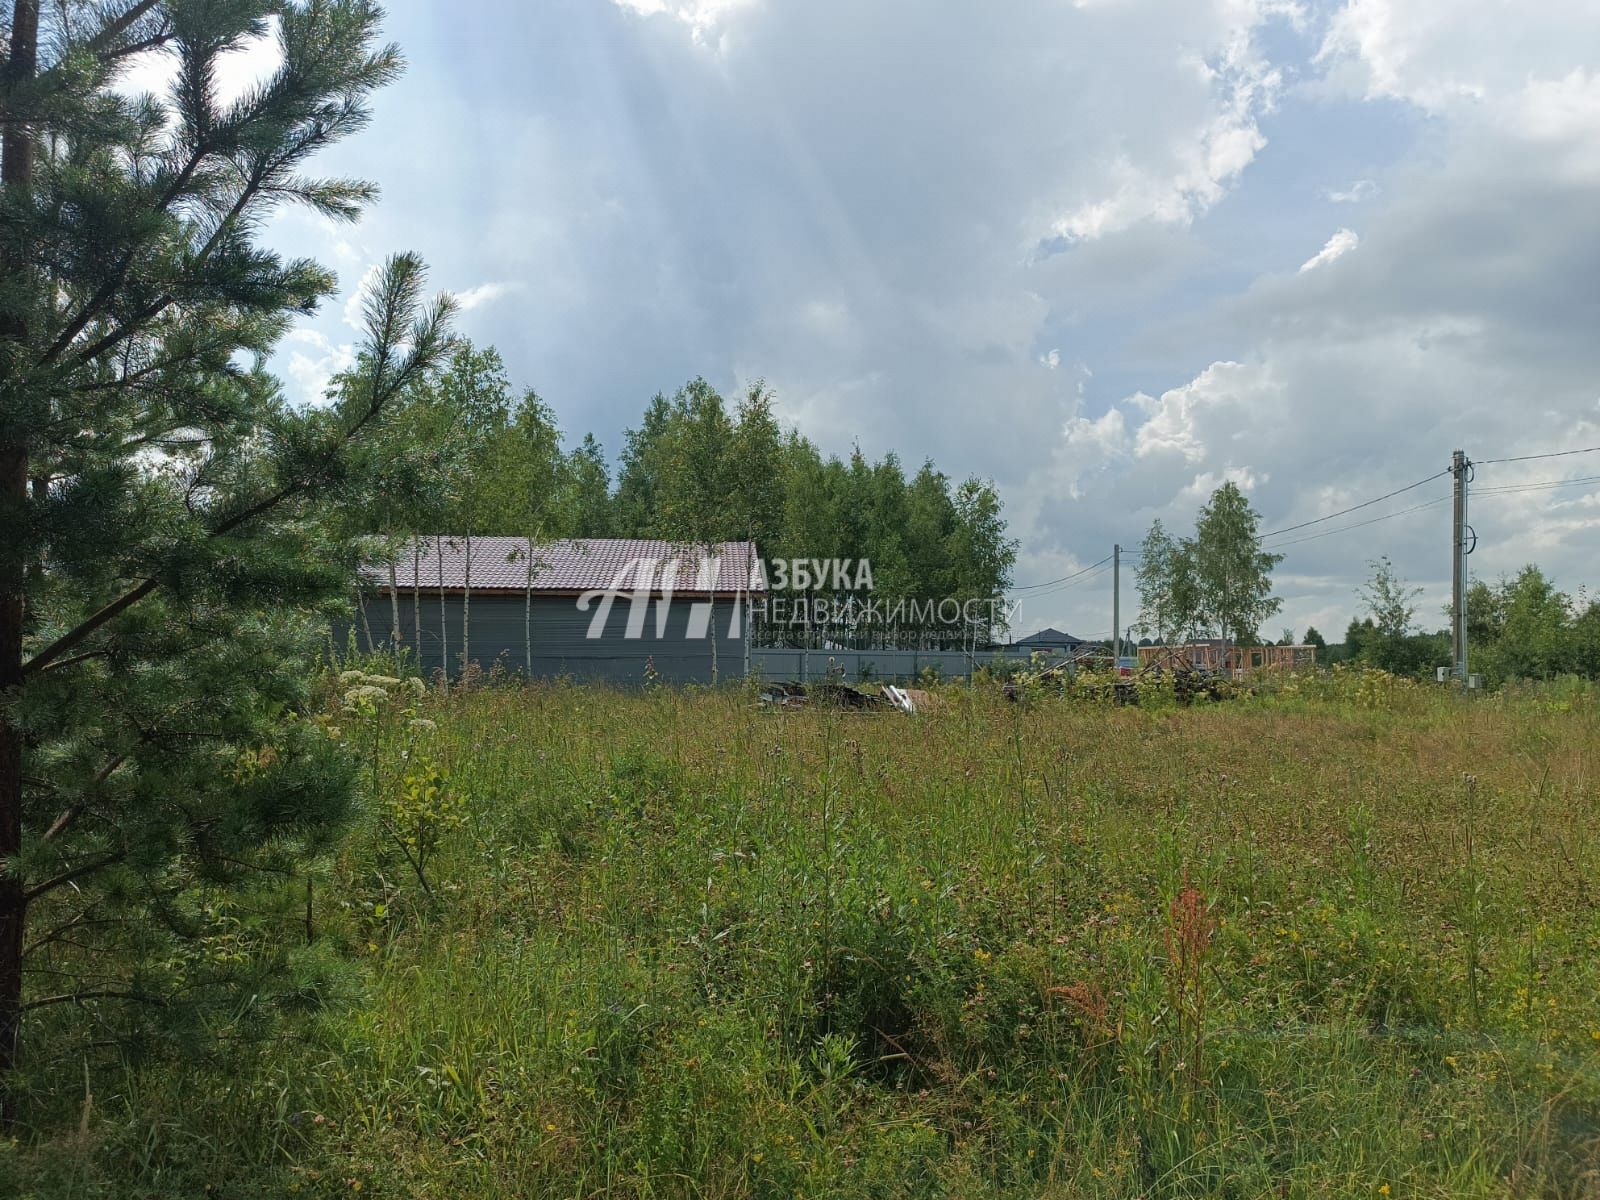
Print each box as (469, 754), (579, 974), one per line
(1474, 473), (1600, 497)
(1477, 444), (1600, 466)
(1263, 494), (1451, 550)
(1011, 553), (1112, 591)
(1256, 469), (1451, 540)
(1017, 443), (1598, 608)
(1018, 562), (1113, 601)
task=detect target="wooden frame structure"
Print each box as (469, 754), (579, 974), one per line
(1136, 641), (1317, 674)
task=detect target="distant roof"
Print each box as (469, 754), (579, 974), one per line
(1013, 626), (1084, 645)
(365, 537), (763, 595)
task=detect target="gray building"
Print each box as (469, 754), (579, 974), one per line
(1004, 626), (1087, 657)
(353, 537), (761, 685)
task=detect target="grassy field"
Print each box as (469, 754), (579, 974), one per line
(8, 673), (1600, 1197)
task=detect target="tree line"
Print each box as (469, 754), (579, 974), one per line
(336, 343), (1018, 647)
(1330, 558), (1600, 686)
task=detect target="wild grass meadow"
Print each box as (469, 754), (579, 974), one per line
(7, 672), (1600, 1197)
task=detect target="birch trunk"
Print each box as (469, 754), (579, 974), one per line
(388, 545), (401, 649)
(437, 534), (448, 686)
(412, 540), (421, 649)
(462, 530), (471, 678)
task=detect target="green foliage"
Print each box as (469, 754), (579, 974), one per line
(1193, 481), (1283, 646)
(0, 0), (452, 1122)
(1348, 558), (1451, 676)
(1134, 518), (1200, 647)
(1464, 566), (1600, 687)
(608, 379), (1016, 647)
(1134, 484), (1281, 651)
(8, 686), (1599, 1196)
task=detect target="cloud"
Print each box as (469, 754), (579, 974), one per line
(111, 19), (284, 112)
(1316, 0), (1600, 114)
(1326, 179), (1378, 203)
(249, 0), (1600, 639)
(340, 263), (386, 333)
(1299, 227), (1359, 272)
(609, 0), (757, 46)
(455, 281), (526, 312)
(281, 328), (355, 407)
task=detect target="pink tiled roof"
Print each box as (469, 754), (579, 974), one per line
(364, 537), (763, 595)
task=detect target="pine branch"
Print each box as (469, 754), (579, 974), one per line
(81, 0), (166, 61)
(39, 755), (125, 844)
(21, 988), (165, 1013)
(21, 261), (453, 678)
(34, 648), (107, 674)
(22, 851), (125, 903)
(21, 911), (119, 960)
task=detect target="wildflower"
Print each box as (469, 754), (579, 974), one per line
(343, 684), (388, 708)
(409, 718), (438, 733)
(1378, 1186), (1390, 1196)
(546, 1122), (557, 1132)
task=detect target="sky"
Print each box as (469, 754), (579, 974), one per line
(125, 0), (1600, 643)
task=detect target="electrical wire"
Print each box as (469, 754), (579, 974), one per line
(1473, 473), (1600, 497)
(1255, 469), (1451, 540)
(1263, 494), (1452, 550)
(1015, 445), (1596, 603)
(1016, 562), (1113, 601)
(1477, 444), (1600, 466)
(1010, 553), (1112, 591)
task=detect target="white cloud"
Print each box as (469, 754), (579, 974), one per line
(1326, 179), (1378, 203)
(341, 263), (386, 333)
(111, 20), (284, 112)
(1317, 0), (1600, 114)
(281, 328), (354, 407)
(1040, 348), (1061, 370)
(609, 0), (757, 47)
(455, 281), (526, 312)
(1299, 227), (1359, 272)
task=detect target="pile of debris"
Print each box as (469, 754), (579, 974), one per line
(757, 682), (940, 714)
(1004, 651), (1223, 706)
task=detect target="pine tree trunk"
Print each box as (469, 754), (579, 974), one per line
(462, 530), (471, 678)
(0, 0), (42, 1125)
(525, 537), (533, 678)
(412, 541), (421, 651)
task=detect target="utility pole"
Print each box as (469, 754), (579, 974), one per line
(1450, 450), (1473, 681)
(1111, 543), (1121, 666)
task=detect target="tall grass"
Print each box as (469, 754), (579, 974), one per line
(6, 676), (1600, 1197)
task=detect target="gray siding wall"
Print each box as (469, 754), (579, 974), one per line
(343, 592), (748, 684)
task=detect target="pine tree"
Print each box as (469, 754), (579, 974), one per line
(0, 0), (451, 1119)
